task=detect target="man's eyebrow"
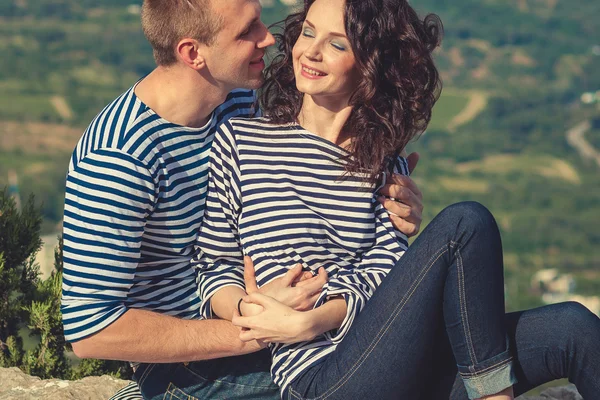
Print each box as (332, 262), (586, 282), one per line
(304, 19), (347, 38)
(238, 17), (259, 36)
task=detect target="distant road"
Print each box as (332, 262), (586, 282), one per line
(50, 96), (74, 121)
(447, 91), (488, 132)
(566, 120), (600, 168)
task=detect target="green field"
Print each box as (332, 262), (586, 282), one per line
(428, 92), (471, 131)
(0, 94), (61, 122)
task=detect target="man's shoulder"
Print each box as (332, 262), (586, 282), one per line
(71, 86), (150, 161)
(213, 89), (259, 121)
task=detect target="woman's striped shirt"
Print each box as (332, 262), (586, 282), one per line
(194, 117), (409, 393)
(61, 84), (258, 342)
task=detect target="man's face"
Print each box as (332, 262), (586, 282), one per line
(204, 0), (275, 92)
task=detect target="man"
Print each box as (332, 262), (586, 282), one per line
(61, 0), (424, 399)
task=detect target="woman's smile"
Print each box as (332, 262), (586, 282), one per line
(300, 63), (328, 79)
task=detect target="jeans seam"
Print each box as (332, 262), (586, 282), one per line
(456, 245), (477, 364)
(459, 356), (514, 377)
(137, 363), (156, 388)
(291, 243), (450, 400)
(163, 382), (200, 400)
(455, 244), (485, 395)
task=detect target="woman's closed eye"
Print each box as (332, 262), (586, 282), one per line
(302, 28), (315, 38)
(331, 42), (346, 51)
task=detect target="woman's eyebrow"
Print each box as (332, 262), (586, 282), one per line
(305, 19), (348, 38)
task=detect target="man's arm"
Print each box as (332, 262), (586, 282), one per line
(61, 149), (261, 362)
(71, 308), (263, 362)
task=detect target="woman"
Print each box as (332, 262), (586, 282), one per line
(195, 0), (600, 399)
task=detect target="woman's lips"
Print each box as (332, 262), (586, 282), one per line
(300, 64), (327, 79)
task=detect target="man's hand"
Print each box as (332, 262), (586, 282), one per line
(243, 256), (327, 312)
(378, 152), (424, 237)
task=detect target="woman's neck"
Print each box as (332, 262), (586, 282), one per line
(297, 95), (354, 148)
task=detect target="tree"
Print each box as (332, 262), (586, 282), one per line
(21, 238), (70, 379)
(0, 188), (131, 379)
(0, 188), (42, 367)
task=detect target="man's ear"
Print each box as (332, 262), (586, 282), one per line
(176, 38), (207, 70)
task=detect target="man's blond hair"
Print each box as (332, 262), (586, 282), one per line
(141, 0), (224, 66)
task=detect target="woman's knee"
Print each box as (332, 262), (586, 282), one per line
(536, 302), (600, 349)
(439, 201), (497, 235)
(554, 301), (599, 337)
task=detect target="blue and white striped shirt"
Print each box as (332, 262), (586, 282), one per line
(61, 84), (258, 342)
(194, 117), (409, 393)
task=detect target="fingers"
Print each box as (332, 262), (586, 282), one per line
(243, 256), (258, 293)
(281, 263), (303, 287)
(377, 196), (421, 223)
(380, 177), (423, 205)
(389, 214), (420, 237)
(295, 267), (328, 291)
(407, 152), (420, 174)
(242, 292), (277, 309)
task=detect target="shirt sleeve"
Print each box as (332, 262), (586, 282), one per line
(195, 121), (245, 319)
(61, 149), (156, 342)
(314, 156), (411, 344)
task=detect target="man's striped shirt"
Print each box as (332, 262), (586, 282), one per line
(194, 117), (409, 393)
(61, 84), (258, 342)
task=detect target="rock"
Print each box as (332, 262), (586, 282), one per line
(0, 367), (132, 400)
(0, 367), (584, 400)
(517, 384), (583, 400)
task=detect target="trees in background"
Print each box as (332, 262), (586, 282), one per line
(0, 189), (130, 379)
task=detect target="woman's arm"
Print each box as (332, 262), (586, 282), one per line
(232, 293), (347, 344)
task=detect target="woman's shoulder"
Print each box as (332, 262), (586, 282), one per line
(224, 117), (300, 139)
(227, 116), (295, 130)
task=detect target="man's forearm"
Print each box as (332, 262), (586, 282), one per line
(70, 308), (263, 363)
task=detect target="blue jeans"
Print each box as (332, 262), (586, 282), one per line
(286, 202), (600, 400)
(133, 350), (279, 400)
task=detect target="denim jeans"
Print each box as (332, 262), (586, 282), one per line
(286, 202), (600, 400)
(133, 350), (279, 400)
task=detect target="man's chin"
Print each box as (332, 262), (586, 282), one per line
(244, 77), (265, 90)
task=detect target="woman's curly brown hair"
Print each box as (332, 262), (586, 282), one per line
(261, 0), (443, 183)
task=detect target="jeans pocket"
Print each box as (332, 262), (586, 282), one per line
(164, 382), (199, 400)
(166, 363), (279, 400)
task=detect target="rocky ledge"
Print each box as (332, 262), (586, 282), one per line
(0, 367), (583, 399)
(0, 367), (131, 400)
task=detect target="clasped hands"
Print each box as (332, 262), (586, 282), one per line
(232, 256), (327, 345)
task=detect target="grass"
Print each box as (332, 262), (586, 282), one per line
(455, 154), (582, 184)
(429, 92), (471, 131)
(0, 94), (61, 122)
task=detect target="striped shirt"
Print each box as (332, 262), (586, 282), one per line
(61, 84), (258, 342)
(194, 117), (409, 393)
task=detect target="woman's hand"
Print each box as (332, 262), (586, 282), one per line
(378, 152), (424, 237)
(243, 256), (327, 311)
(232, 293), (317, 344)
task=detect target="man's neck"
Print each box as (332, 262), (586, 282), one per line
(134, 66), (229, 129)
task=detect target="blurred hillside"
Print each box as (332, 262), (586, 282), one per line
(0, 0), (598, 313)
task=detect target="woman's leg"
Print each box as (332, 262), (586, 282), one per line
(427, 302), (600, 399)
(288, 202), (515, 400)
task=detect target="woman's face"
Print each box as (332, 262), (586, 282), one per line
(292, 0), (359, 103)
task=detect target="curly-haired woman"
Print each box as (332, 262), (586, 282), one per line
(195, 0), (600, 399)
